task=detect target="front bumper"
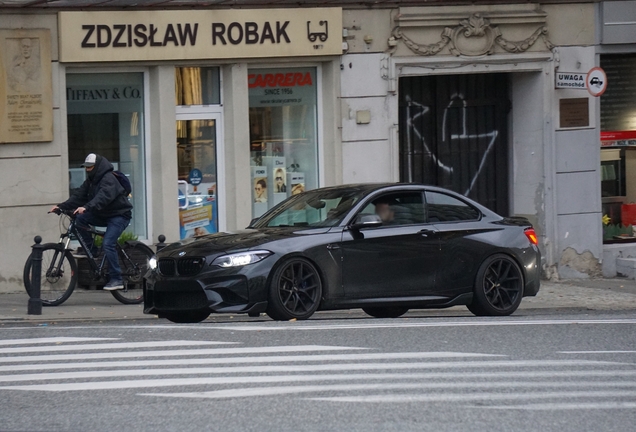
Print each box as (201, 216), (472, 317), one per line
(143, 261), (271, 316)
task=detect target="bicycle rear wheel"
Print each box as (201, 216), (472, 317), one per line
(23, 243), (77, 306)
(111, 242), (153, 305)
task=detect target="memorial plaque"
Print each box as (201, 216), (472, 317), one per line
(559, 97), (590, 128)
(0, 29), (53, 143)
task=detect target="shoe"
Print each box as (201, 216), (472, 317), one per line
(103, 279), (124, 291)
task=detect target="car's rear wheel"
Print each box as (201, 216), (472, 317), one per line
(362, 307), (409, 318)
(468, 254), (523, 316)
(266, 257), (322, 321)
(163, 310), (210, 324)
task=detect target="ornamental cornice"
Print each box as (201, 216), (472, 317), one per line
(389, 11), (554, 57)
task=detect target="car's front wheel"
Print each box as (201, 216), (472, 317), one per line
(266, 257), (322, 321)
(468, 254), (523, 316)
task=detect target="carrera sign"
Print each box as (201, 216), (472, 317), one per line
(58, 8), (342, 62)
(248, 72), (313, 88)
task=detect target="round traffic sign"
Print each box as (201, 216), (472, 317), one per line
(586, 67), (607, 97)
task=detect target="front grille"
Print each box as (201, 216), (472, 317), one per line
(158, 259), (176, 276)
(158, 257), (205, 276)
(177, 258), (206, 276)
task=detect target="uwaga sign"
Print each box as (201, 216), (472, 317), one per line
(58, 9), (342, 62)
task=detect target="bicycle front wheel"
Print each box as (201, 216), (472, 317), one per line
(23, 243), (77, 306)
(111, 242), (153, 305)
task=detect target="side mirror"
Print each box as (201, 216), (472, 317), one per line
(350, 214), (383, 230)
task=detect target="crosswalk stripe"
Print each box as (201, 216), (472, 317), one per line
(560, 350), (636, 354)
(142, 381), (636, 399)
(309, 390), (636, 403)
(0, 345), (364, 363)
(0, 337), (116, 346)
(0, 359), (621, 383)
(483, 402), (636, 410)
(4, 369), (636, 392)
(0, 351), (504, 373)
(138, 318), (636, 331)
(0, 340), (234, 354)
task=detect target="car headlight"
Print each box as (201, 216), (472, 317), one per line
(148, 257), (157, 270)
(212, 250), (272, 268)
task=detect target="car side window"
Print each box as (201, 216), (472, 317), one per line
(359, 192), (426, 226)
(425, 191), (480, 222)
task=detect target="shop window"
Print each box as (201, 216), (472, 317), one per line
(175, 67), (220, 105)
(66, 72), (147, 240)
(600, 54), (636, 243)
(248, 67), (318, 218)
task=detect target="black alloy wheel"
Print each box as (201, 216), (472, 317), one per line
(266, 257), (322, 321)
(468, 253), (523, 316)
(362, 307), (409, 319)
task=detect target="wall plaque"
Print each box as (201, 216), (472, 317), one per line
(0, 29), (53, 143)
(559, 97), (589, 128)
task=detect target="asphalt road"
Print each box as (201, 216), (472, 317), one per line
(1, 311), (635, 432)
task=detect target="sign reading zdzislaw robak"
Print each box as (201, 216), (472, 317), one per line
(58, 9), (342, 63)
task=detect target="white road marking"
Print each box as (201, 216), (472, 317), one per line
(0, 337), (117, 346)
(5, 369), (636, 392)
(0, 351), (503, 373)
(0, 340), (234, 354)
(0, 345), (362, 363)
(143, 380), (636, 400)
(309, 390), (636, 403)
(136, 318), (636, 331)
(482, 402), (636, 410)
(560, 351), (636, 354)
(0, 360), (618, 383)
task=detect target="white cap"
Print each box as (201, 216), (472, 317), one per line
(81, 153), (97, 167)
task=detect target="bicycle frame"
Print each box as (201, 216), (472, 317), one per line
(54, 212), (138, 282)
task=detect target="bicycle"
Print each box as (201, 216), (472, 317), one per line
(23, 208), (154, 306)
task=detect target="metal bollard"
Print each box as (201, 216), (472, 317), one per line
(27, 236), (43, 315)
(156, 234), (167, 252)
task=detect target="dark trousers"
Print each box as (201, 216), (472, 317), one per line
(76, 212), (130, 282)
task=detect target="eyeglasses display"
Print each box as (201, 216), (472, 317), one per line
(248, 67), (318, 219)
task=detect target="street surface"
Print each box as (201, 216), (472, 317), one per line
(1, 310), (635, 432)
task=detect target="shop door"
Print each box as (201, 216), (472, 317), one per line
(398, 74), (510, 216)
(175, 113), (223, 239)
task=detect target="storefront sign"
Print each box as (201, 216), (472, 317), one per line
(555, 72), (587, 89)
(58, 8), (342, 62)
(249, 68), (316, 107)
(0, 29), (53, 143)
(601, 130), (636, 147)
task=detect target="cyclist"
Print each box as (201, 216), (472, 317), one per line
(50, 153), (132, 291)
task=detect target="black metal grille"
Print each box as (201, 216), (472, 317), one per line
(158, 259), (176, 276)
(158, 257), (205, 276)
(177, 258), (206, 276)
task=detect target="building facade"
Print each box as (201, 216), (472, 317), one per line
(0, 1), (624, 293)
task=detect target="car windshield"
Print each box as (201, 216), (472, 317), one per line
(252, 188), (366, 228)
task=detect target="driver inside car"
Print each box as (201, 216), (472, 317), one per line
(374, 198), (396, 224)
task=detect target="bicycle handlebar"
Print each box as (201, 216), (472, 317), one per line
(49, 208), (75, 218)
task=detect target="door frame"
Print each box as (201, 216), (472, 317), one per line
(175, 107), (226, 232)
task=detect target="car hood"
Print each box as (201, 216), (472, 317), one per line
(158, 227), (332, 258)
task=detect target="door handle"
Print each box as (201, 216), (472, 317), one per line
(418, 229), (436, 237)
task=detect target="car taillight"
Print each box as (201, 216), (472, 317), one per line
(524, 228), (538, 245)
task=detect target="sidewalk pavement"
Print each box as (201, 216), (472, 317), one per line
(1, 278), (636, 324)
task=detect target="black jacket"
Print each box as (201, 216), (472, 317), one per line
(59, 155), (133, 219)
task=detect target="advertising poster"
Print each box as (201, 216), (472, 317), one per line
(252, 166), (268, 218)
(289, 172), (305, 196)
(179, 201), (217, 239)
